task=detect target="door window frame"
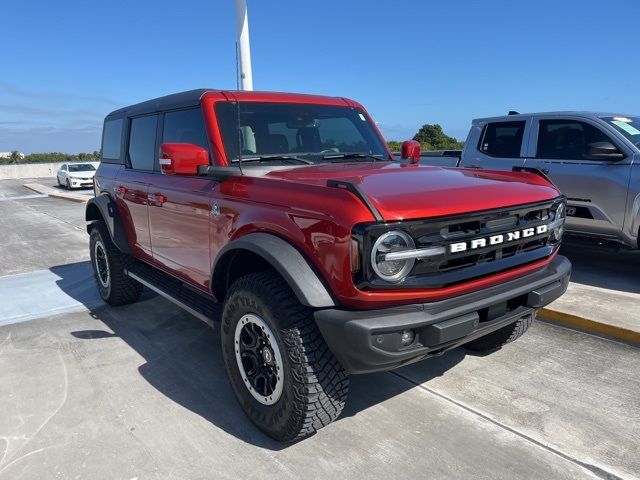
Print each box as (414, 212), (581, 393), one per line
(125, 113), (160, 172)
(528, 116), (630, 161)
(156, 106), (213, 174)
(476, 118), (532, 159)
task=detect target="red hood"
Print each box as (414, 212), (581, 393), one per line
(266, 162), (560, 221)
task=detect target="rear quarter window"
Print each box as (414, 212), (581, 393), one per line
(101, 118), (124, 163)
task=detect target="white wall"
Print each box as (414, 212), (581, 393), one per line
(0, 162), (100, 180)
(0, 162), (65, 179)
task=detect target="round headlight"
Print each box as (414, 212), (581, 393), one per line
(371, 230), (416, 283)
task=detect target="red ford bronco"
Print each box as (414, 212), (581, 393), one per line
(86, 89), (570, 441)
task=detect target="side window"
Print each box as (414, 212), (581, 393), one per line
(62, 164), (67, 171)
(536, 120), (614, 160)
(478, 121), (526, 158)
(162, 108), (209, 151)
(128, 115), (158, 171)
(102, 118), (124, 162)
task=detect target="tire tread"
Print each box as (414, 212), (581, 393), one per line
(224, 271), (349, 441)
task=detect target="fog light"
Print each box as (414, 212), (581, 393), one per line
(400, 329), (415, 346)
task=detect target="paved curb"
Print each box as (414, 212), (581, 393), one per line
(540, 307), (640, 346)
(23, 183), (89, 203)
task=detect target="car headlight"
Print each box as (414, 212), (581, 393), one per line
(370, 230), (416, 282)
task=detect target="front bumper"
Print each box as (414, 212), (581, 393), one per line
(315, 255), (571, 374)
(69, 178), (94, 188)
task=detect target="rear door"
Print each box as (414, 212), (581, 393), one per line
(114, 114), (157, 262)
(459, 119), (529, 170)
(524, 116), (633, 236)
(147, 107), (215, 290)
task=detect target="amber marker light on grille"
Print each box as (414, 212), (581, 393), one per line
(350, 238), (361, 273)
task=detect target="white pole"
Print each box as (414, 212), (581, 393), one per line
(235, 0), (253, 91)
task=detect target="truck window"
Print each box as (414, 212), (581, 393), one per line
(128, 115), (158, 171)
(536, 120), (613, 160)
(478, 121), (525, 158)
(102, 118), (123, 162)
(162, 108), (209, 152)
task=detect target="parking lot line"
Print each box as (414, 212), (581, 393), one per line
(0, 262), (102, 327)
(0, 194), (48, 202)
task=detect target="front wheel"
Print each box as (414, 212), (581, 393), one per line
(221, 271), (349, 442)
(66, 178), (71, 190)
(465, 313), (535, 352)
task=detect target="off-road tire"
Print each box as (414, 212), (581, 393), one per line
(221, 271), (349, 442)
(89, 221), (142, 306)
(465, 313), (535, 351)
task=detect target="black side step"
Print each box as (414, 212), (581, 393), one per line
(124, 262), (218, 328)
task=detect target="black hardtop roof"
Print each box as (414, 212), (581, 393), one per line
(106, 88), (214, 118)
(105, 88), (350, 119)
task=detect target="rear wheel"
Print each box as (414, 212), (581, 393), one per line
(89, 221), (142, 306)
(465, 313), (535, 352)
(56, 175), (62, 187)
(221, 271), (349, 442)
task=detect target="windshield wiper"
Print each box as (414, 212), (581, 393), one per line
(232, 154), (314, 165)
(322, 153), (386, 162)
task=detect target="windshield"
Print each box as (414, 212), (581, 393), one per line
(68, 163), (96, 172)
(215, 102), (390, 162)
(601, 116), (640, 148)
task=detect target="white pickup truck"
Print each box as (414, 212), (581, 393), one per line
(403, 112), (640, 249)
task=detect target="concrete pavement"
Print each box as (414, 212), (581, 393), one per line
(2, 299), (636, 480)
(542, 244), (640, 344)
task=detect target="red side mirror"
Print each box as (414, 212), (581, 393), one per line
(401, 140), (421, 164)
(160, 143), (209, 175)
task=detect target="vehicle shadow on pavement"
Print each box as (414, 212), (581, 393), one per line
(559, 243), (640, 293)
(63, 307), (469, 447)
(53, 265), (469, 448)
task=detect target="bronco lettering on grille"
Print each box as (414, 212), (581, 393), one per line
(449, 224), (548, 254)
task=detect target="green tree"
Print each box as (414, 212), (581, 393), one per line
(413, 124), (464, 150)
(387, 141), (403, 152)
(9, 150), (22, 164)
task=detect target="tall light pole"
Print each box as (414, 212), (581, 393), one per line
(235, 0), (253, 91)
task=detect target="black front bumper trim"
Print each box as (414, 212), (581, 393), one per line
(314, 255), (571, 374)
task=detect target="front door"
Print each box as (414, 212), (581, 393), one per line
(524, 117), (633, 237)
(148, 107), (214, 290)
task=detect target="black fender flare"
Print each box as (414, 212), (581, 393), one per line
(212, 233), (336, 308)
(85, 194), (131, 254)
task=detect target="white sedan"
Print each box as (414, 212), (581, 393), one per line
(56, 162), (97, 189)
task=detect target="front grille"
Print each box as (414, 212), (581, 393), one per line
(355, 199), (564, 290)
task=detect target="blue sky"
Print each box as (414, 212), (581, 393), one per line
(1, 0), (638, 153)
